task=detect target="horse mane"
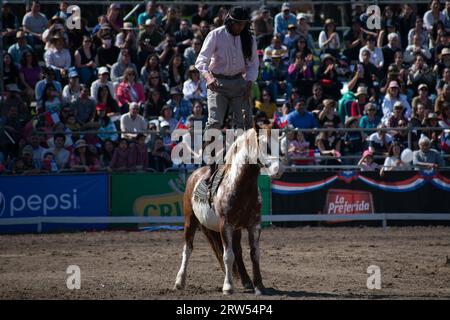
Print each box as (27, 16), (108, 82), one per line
(224, 128), (259, 165)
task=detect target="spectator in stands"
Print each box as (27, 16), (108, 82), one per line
(262, 49), (290, 102)
(28, 132), (47, 165)
(100, 139), (115, 168)
(44, 34), (71, 82)
(156, 34), (178, 67)
(412, 83), (434, 112)
(129, 133), (149, 171)
(45, 132), (70, 169)
(407, 54), (435, 93)
(74, 35), (97, 85)
(159, 105), (178, 133)
(288, 51), (315, 97)
(3, 53), (19, 87)
(382, 33), (402, 73)
(191, 4), (212, 28)
(381, 80), (412, 125)
(398, 5), (416, 49)
(95, 85), (119, 119)
(359, 35), (384, 70)
(69, 139), (101, 172)
(115, 22), (137, 51)
(1, 1), (18, 47)
(138, 1), (162, 29)
(183, 38), (202, 70)
(149, 136), (172, 172)
(424, 0), (444, 31)
(318, 99), (342, 128)
(167, 87), (192, 121)
(189, 101), (207, 129)
(22, 0), (48, 47)
(62, 70), (81, 105)
(435, 82), (450, 114)
(144, 88), (165, 120)
(2, 84), (28, 123)
(174, 19), (194, 55)
(167, 53), (185, 88)
(141, 54), (165, 84)
(316, 121), (342, 165)
(111, 48), (139, 84)
(350, 86), (369, 118)
(253, 6), (274, 50)
(97, 33), (120, 69)
(108, 138), (131, 172)
(440, 103), (450, 127)
(274, 2), (296, 40)
(319, 18), (341, 59)
(368, 123), (393, 163)
(42, 82), (62, 114)
(413, 136), (445, 169)
(422, 112), (442, 150)
(342, 116), (365, 165)
(70, 84), (96, 124)
(116, 67), (145, 114)
(105, 3), (123, 34)
(343, 18), (364, 62)
(182, 65), (206, 102)
(408, 17), (428, 47)
(380, 142), (408, 175)
(287, 99), (318, 143)
(8, 31), (33, 66)
(120, 102), (147, 140)
(358, 149), (379, 171)
(283, 24), (299, 50)
(255, 89), (277, 119)
(287, 130), (312, 165)
(306, 83), (325, 113)
(90, 67), (115, 103)
(19, 51), (41, 105)
(161, 6), (180, 36)
(0, 105), (25, 158)
(263, 35), (289, 63)
(317, 53), (342, 99)
(145, 70), (170, 101)
(404, 34), (432, 64)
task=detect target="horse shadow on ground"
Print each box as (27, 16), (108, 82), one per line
(261, 287), (404, 299)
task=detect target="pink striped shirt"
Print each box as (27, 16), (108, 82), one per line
(195, 26), (259, 82)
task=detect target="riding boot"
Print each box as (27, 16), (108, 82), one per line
(203, 139), (217, 186)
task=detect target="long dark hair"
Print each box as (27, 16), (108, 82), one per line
(224, 8), (253, 61)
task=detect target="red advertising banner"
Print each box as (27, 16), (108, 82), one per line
(323, 189), (374, 215)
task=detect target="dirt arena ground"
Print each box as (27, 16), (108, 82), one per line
(0, 226), (449, 300)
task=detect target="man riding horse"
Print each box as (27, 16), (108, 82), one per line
(195, 6), (259, 182)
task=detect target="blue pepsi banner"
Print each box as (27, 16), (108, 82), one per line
(0, 174), (109, 233)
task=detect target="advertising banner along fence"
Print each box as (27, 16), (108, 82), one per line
(272, 170), (450, 224)
(111, 172), (271, 229)
(0, 174), (109, 233)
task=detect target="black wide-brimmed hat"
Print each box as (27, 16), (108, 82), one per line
(228, 6), (250, 22)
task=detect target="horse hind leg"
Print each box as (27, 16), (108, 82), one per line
(248, 224), (266, 296)
(232, 229), (253, 291)
(220, 220), (235, 295)
(174, 210), (199, 290)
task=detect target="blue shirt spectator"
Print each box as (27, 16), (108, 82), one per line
(274, 3), (297, 39)
(287, 100), (318, 129)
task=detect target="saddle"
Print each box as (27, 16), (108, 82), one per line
(193, 164), (227, 205)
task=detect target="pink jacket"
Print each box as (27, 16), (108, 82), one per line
(116, 82), (145, 107)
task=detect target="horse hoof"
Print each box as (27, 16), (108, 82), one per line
(243, 282), (254, 290)
(254, 287), (266, 296)
(223, 289), (234, 296)
(173, 282), (185, 290)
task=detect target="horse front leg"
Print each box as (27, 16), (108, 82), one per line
(248, 223), (265, 295)
(220, 219), (235, 295)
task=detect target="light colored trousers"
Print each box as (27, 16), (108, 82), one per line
(205, 76), (253, 130)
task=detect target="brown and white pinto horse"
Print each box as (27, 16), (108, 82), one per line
(174, 124), (284, 295)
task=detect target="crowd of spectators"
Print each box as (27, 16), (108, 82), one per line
(1, 0), (450, 175)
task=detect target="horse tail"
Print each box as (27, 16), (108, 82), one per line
(201, 226), (225, 272)
(201, 226), (240, 279)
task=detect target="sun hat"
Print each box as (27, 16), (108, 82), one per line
(355, 86), (368, 97)
(74, 139), (88, 149)
(122, 22), (134, 30)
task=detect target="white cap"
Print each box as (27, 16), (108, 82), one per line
(98, 67), (109, 75)
(297, 13), (307, 20)
(160, 120), (170, 128)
